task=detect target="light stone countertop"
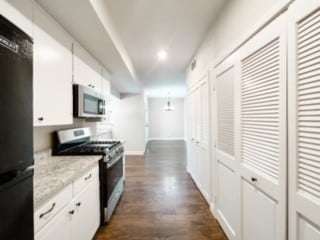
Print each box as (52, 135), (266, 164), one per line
(33, 150), (102, 209)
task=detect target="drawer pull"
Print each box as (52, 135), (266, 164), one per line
(39, 203), (56, 219)
(84, 173), (92, 181)
(76, 202), (81, 207)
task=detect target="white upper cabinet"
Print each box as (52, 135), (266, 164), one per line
(73, 43), (103, 93)
(0, 0), (33, 37)
(102, 68), (111, 96)
(33, 3), (73, 126)
(102, 68), (111, 121)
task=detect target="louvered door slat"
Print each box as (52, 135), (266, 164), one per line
(298, 49), (320, 65)
(242, 50), (279, 75)
(298, 24), (320, 47)
(297, 8), (320, 33)
(242, 39), (279, 66)
(241, 38), (280, 181)
(242, 62), (279, 80)
(201, 80), (209, 148)
(217, 67), (234, 156)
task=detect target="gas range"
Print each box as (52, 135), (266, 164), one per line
(52, 127), (124, 224)
(52, 127), (123, 159)
(54, 140), (121, 156)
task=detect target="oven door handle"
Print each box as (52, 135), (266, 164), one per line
(106, 154), (123, 168)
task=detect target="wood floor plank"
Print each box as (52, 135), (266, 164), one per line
(94, 140), (227, 240)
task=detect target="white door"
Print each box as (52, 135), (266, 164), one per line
(189, 87), (199, 180)
(186, 94), (192, 173)
(200, 74), (211, 201)
(215, 62), (239, 240)
(238, 13), (287, 240)
(195, 86), (202, 185)
(288, 1), (320, 239)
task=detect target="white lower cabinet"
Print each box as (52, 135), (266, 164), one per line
(35, 166), (100, 240)
(35, 205), (72, 240)
(70, 180), (100, 240)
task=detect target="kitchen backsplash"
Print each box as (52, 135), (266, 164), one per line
(33, 119), (113, 152)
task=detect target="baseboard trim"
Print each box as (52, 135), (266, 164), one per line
(125, 151), (144, 156)
(209, 202), (215, 216)
(188, 172), (211, 205)
(148, 137), (186, 141)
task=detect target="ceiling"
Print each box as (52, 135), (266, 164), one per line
(103, 0), (225, 97)
(35, 0), (226, 97)
(35, 0), (141, 93)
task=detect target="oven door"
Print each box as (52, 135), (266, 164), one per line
(107, 154), (123, 200)
(74, 84), (105, 118)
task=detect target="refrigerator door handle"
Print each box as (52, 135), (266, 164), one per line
(0, 169), (33, 191)
(0, 170), (18, 186)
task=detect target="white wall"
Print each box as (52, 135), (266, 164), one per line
(33, 119), (85, 152)
(111, 94), (146, 154)
(187, 0), (280, 84)
(148, 98), (185, 140)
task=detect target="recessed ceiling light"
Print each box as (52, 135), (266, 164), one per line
(157, 50), (168, 61)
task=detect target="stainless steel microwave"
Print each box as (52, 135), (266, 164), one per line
(73, 84), (105, 118)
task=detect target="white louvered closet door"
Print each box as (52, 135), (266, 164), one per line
(194, 85), (202, 186)
(186, 94), (192, 174)
(215, 62), (240, 240)
(200, 75), (211, 201)
(288, 1), (320, 239)
(190, 90), (197, 179)
(238, 14), (287, 240)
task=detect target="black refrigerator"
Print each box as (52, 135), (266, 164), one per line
(0, 15), (34, 240)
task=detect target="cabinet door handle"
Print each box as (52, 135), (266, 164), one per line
(84, 173), (92, 181)
(76, 202), (81, 207)
(69, 210), (75, 215)
(38, 117), (44, 121)
(251, 177), (258, 182)
(39, 203), (56, 218)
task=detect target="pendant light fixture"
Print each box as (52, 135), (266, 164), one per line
(164, 92), (174, 111)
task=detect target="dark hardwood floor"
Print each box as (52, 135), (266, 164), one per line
(94, 140), (227, 240)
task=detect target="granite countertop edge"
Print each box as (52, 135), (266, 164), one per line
(34, 154), (102, 210)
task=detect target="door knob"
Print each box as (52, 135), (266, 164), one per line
(69, 210), (75, 215)
(251, 177), (258, 182)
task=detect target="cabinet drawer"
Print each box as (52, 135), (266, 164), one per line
(73, 165), (99, 196)
(34, 184), (72, 234)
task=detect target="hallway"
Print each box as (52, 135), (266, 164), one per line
(95, 140), (227, 240)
